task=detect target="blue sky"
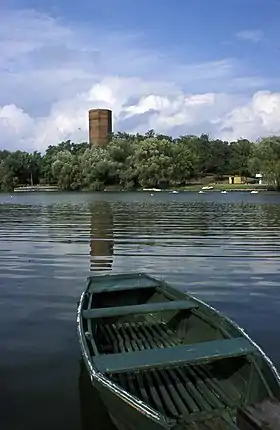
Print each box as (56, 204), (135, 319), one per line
(1, 0), (280, 151)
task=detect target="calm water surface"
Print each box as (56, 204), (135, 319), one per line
(1, 191), (280, 430)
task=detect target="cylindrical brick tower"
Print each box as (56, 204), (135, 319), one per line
(88, 109), (112, 147)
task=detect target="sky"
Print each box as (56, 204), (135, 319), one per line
(1, 0), (280, 152)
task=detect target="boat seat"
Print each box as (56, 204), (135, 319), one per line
(82, 299), (198, 319)
(93, 337), (257, 374)
(88, 274), (159, 293)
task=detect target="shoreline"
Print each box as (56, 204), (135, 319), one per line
(9, 185), (273, 193)
(9, 182), (274, 193)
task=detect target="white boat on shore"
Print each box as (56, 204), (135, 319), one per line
(14, 185), (59, 193)
(201, 186), (214, 190)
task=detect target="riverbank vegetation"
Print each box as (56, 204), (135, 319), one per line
(1, 131), (280, 191)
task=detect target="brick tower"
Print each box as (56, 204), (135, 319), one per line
(88, 109), (112, 147)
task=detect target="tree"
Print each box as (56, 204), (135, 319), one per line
(1, 129), (280, 191)
(52, 150), (77, 190)
(228, 139), (253, 177)
(208, 140), (230, 177)
(250, 137), (280, 189)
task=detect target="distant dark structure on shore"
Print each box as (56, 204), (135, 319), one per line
(88, 109), (112, 147)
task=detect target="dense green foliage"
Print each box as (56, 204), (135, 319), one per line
(1, 131), (280, 191)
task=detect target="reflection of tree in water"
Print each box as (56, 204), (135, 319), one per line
(89, 202), (114, 272)
(79, 360), (116, 430)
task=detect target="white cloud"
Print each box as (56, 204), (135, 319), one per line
(235, 30), (264, 44)
(0, 8), (278, 152)
(217, 91), (280, 141)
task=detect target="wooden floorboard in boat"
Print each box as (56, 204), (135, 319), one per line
(97, 321), (239, 420)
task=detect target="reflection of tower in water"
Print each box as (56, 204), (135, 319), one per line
(89, 202), (114, 272)
(81, 202), (116, 429)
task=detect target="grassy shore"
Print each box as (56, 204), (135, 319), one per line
(180, 183), (268, 192)
(108, 183), (268, 192)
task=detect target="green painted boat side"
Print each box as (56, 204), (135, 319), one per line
(77, 273), (280, 430)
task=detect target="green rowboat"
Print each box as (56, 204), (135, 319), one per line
(77, 273), (280, 430)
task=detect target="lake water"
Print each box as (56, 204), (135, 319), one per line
(1, 191), (280, 430)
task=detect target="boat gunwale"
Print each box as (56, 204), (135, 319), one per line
(77, 272), (280, 427)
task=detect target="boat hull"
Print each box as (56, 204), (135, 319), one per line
(80, 352), (171, 430)
(77, 273), (280, 430)
(77, 288), (172, 429)
(97, 381), (170, 430)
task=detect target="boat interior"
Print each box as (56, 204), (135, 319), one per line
(81, 275), (280, 428)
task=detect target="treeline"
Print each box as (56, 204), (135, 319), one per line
(0, 131), (280, 191)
